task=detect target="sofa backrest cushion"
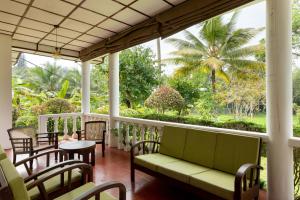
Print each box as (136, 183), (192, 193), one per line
(0, 158), (30, 200)
(213, 133), (260, 174)
(0, 145), (7, 160)
(159, 126), (187, 159)
(182, 129), (217, 168)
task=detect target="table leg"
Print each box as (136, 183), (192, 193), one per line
(91, 149), (95, 166)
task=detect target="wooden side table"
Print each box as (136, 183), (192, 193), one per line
(59, 141), (96, 166)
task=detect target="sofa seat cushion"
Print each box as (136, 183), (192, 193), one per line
(134, 153), (179, 171)
(28, 169), (82, 200)
(190, 170), (235, 200)
(54, 182), (116, 200)
(157, 160), (210, 183)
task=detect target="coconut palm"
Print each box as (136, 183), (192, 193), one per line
(166, 12), (265, 93)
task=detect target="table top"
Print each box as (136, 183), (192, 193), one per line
(59, 140), (96, 151)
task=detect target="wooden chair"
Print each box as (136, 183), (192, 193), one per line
(77, 121), (106, 157)
(0, 156), (126, 200)
(7, 127), (59, 164)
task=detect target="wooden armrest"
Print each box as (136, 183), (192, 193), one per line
(26, 163), (93, 192)
(74, 181), (126, 200)
(15, 149), (67, 175)
(234, 163), (263, 200)
(24, 160), (83, 183)
(130, 140), (160, 157)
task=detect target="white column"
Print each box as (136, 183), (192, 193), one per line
(81, 61), (90, 114)
(0, 34), (12, 149)
(266, 0), (294, 199)
(81, 61), (90, 136)
(108, 52), (119, 147)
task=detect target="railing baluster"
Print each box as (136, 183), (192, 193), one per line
(54, 117), (59, 133)
(72, 115), (78, 139)
(117, 121), (123, 150)
(63, 117), (69, 140)
(132, 124), (137, 146)
(125, 123), (130, 151)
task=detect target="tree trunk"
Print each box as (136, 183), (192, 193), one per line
(125, 99), (131, 108)
(211, 69), (216, 93)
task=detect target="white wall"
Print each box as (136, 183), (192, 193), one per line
(0, 34), (12, 149)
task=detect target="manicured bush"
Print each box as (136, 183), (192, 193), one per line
(145, 86), (184, 114)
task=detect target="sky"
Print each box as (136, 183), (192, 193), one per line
(23, 0), (267, 76)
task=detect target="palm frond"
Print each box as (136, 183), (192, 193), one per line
(216, 69), (230, 83)
(182, 30), (207, 50)
(224, 44), (265, 58)
(202, 57), (225, 70)
(223, 58), (265, 71)
(165, 38), (196, 49)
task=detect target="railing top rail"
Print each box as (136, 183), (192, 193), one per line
(114, 116), (269, 142)
(289, 137), (300, 148)
(39, 113), (83, 118)
(85, 113), (109, 119)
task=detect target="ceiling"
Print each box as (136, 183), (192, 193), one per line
(0, 0), (186, 65)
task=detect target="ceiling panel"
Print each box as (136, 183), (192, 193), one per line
(45, 34), (73, 44)
(70, 8), (106, 25)
(13, 34), (40, 43)
(82, 0), (123, 16)
(0, 30), (12, 35)
(14, 0), (31, 4)
(131, 0), (172, 17)
(63, 0), (83, 5)
(20, 18), (53, 32)
(39, 39), (64, 47)
(26, 7), (64, 24)
(16, 27), (47, 38)
(69, 40), (92, 47)
(113, 8), (147, 25)
(33, 0), (75, 16)
(77, 34), (102, 44)
(61, 19), (93, 33)
(0, 0), (27, 15)
(64, 44), (83, 51)
(98, 19), (129, 32)
(0, 12), (21, 25)
(114, 0), (136, 5)
(0, 22), (16, 32)
(87, 27), (114, 38)
(57, 28), (82, 38)
(166, 0), (185, 5)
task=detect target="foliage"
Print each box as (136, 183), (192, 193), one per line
(165, 11), (265, 93)
(194, 93), (215, 120)
(120, 46), (162, 108)
(294, 68), (300, 106)
(293, 0), (300, 56)
(295, 148), (300, 197)
(32, 98), (75, 115)
(145, 86), (184, 114)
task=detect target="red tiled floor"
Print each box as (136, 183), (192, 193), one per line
(6, 145), (267, 200)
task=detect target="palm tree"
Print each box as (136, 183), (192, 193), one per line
(166, 12), (265, 93)
(27, 62), (64, 93)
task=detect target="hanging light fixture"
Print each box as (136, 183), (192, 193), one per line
(53, 25), (61, 59)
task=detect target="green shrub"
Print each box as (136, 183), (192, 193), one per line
(15, 115), (38, 128)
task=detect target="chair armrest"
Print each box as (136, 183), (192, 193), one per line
(74, 181), (126, 200)
(130, 140), (160, 157)
(234, 163), (263, 200)
(26, 163), (93, 198)
(24, 160), (83, 183)
(15, 149), (67, 175)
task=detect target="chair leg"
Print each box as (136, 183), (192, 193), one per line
(29, 153), (33, 169)
(131, 167), (135, 182)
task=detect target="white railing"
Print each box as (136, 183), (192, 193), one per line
(39, 113), (300, 151)
(38, 113), (109, 141)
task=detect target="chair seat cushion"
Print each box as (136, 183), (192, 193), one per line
(157, 160), (210, 183)
(134, 153), (179, 171)
(0, 145), (7, 160)
(28, 169), (82, 200)
(54, 182), (116, 200)
(189, 170), (235, 200)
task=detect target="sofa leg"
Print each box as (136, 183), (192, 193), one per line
(131, 168), (135, 182)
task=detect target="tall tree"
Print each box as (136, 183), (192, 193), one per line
(120, 46), (161, 108)
(166, 12), (265, 93)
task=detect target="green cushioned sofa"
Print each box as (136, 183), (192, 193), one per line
(0, 157), (126, 200)
(131, 126), (262, 200)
